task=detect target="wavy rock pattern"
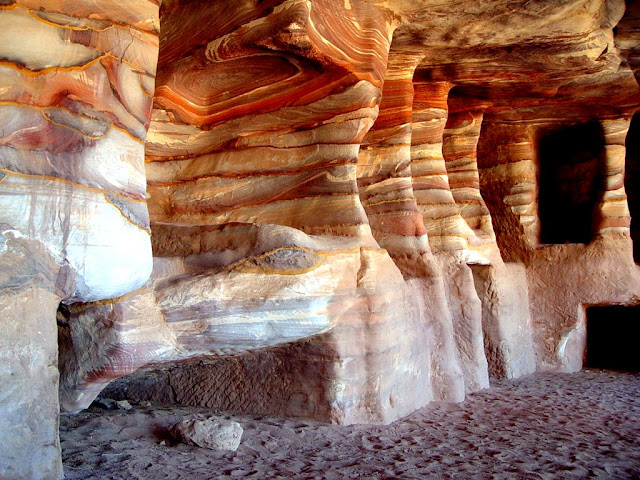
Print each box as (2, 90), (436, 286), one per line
(62, 0), (464, 425)
(411, 81), (472, 254)
(61, 0), (640, 419)
(0, 2), (157, 302)
(443, 99), (494, 243)
(1, 0), (640, 477)
(0, 1), (159, 478)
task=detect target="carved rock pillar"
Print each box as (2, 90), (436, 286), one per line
(0, 2), (159, 477)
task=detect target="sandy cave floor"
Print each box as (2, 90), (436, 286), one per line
(61, 370), (640, 480)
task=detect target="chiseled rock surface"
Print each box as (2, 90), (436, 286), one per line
(0, 282), (61, 480)
(3, 0), (640, 475)
(60, 0), (640, 428)
(62, 0), (465, 424)
(0, 1), (159, 478)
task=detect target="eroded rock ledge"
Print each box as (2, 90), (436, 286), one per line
(1, 0), (639, 478)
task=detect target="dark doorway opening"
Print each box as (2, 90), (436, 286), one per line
(625, 113), (640, 263)
(538, 121), (605, 244)
(585, 305), (640, 371)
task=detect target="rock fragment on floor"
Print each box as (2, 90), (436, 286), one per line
(170, 416), (243, 451)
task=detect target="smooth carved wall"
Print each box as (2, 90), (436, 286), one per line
(1, 0), (639, 478)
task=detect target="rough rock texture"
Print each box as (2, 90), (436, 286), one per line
(0, 283), (61, 480)
(1, 0), (640, 476)
(62, 0), (640, 423)
(59, 371), (640, 480)
(170, 416), (243, 451)
(0, 1), (159, 478)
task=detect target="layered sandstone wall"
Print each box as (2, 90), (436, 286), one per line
(62, 0), (640, 421)
(1, 0), (640, 477)
(67, 0), (640, 421)
(0, 1), (159, 478)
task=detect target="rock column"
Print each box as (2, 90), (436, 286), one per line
(0, 2), (159, 477)
(596, 118), (632, 235)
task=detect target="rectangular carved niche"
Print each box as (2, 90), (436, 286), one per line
(625, 113), (640, 263)
(585, 305), (640, 371)
(538, 121), (605, 244)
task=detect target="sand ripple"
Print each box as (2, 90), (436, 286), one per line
(61, 370), (640, 479)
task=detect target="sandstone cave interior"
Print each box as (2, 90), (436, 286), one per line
(1, 0), (640, 479)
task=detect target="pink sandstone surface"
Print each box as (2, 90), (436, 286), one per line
(0, 0), (639, 478)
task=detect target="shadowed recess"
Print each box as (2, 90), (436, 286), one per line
(626, 113), (640, 264)
(537, 121), (605, 245)
(585, 305), (640, 371)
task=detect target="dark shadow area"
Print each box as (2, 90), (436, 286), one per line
(625, 113), (640, 263)
(538, 121), (605, 244)
(586, 305), (640, 371)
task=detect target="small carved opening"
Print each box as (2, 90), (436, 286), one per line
(585, 305), (640, 371)
(538, 121), (605, 244)
(625, 113), (640, 263)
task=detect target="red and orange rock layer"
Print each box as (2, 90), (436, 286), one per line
(1, 1), (640, 478)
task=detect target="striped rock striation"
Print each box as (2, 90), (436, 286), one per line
(61, 0), (640, 422)
(0, 1), (159, 478)
(61, 0), (454, 425)
(63, 0), (640, 417)
(1, 0), (640, 477)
